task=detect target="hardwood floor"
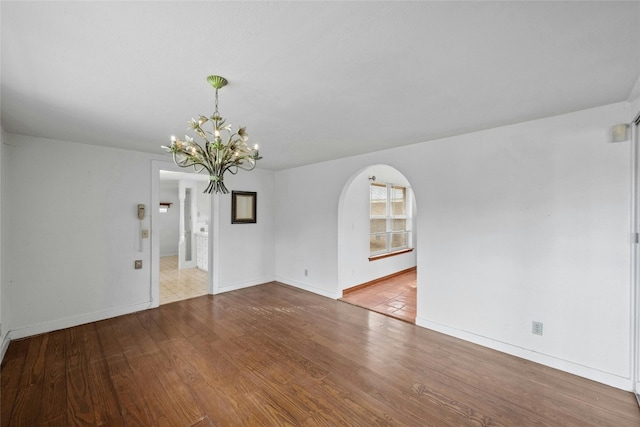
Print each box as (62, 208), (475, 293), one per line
(340, 268), (416, 323)
(2, 282), (639, 426)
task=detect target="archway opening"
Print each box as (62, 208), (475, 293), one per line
(337, 165), (418, 323)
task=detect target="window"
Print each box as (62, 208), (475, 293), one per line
(370, 182), (412, 256)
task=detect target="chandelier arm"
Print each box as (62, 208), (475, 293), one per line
(224, 165), (240, 176)
(171, 151), (199, 168)
(172, 154), (214, 175)
(235, 160), (257, 172)
(172, 151), (202, 169)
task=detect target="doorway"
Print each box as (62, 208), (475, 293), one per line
(158, 170), (209, 304)
(337, 165), (418, 323)
(340, 267), (416, 323)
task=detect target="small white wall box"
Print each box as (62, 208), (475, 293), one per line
(610, 123), (629, 143)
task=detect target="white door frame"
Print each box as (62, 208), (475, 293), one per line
(150, 160), (215, 307)
(178, 179), (198, 270)
(633, 116), (640, 402)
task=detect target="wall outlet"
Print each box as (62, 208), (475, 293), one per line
(134, 260), (142, 269)
(532, 321), (543, 336)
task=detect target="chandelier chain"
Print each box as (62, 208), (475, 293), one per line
(214, 88), (220, 118)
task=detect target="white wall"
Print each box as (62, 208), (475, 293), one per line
(415, 103), (632, 390)
(196, 180), (211, 225)
(275, 102), (634, 390)
(3, 134), (160, 338)
(3, 134), (276, 340)
(0, 129), (4, 350)
(159, 180), (179, 256)
(212, 168), (276, 293)
(338, 165), (417, 291)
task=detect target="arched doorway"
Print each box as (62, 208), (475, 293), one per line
(337, 165), (418, 323)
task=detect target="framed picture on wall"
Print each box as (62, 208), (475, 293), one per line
(231, 191), (257, 224)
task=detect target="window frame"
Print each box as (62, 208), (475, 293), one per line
(369, 181), (412, 258)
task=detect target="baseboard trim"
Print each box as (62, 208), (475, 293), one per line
(342, 266), (416, 295)
(1, 332), (11, 363)
(213, 277), (275, 295)
(5, 301), (154, 342)
(416, 316), (633, 392)
(274, 276), (342, 300)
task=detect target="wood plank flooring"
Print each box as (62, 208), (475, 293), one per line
(2, 282), (639, 426)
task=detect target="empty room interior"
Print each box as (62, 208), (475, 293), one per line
(2, 1), (640, 425)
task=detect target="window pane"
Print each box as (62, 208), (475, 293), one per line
(370, 218), (386, 234)
(391, 218), (406, 232)
(370, 234), (387, 253)
(390, 232), (407, 249)
(370, 184), (387, 216)
(371, 202), (386, 216)
(390, 186), (406, 216)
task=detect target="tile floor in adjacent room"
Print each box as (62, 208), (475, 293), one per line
(339, 268), (417, 323)
(159, 255), (208, 304)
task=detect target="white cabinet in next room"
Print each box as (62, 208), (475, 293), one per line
(196, 233), (208, 272)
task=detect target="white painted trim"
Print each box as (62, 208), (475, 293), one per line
(6, 301), (153, 341)
(633, 116), (640, 397)
(416, 317), (633, 391)
(152, 160), (217, 305)
(1, 332), (10, 363)
(150, 160), (164, 308)
(275, 277), (342, 300)
(211, 193), (220, 294)
(213, 278), (276, 295)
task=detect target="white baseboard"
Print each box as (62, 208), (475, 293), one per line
(274, 276), (342, 300)
(213, 277), (275, 294)
(1, 331), (10, 363)
(5, 301), (154, 343)
(416, 316), (633, 392)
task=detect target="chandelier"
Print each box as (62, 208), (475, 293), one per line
(163, 75), (261, 194)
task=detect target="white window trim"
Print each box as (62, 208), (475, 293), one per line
(369, 182), (413, 257)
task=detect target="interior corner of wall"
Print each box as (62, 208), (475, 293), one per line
(628, 73), (640, 118)
(0, 325), (9, 364)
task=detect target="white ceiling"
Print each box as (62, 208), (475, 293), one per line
(2, 1), (639, 171)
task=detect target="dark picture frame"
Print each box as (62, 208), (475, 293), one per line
(231, 191), (257, 224)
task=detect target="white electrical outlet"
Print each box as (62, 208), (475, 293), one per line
(532, 321), (543, 336)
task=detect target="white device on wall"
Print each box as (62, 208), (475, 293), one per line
(137, 204), (145, 252)
(611, 123), (629, 143)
